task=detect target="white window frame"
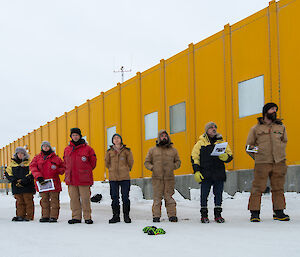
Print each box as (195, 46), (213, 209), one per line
(144, 112), (158, 140)
(107, 126), (116, 149)
(169, 102), (186, 134)
(238, 75), (265, 118)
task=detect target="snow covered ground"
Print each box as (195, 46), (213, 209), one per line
(1, 182), (300, 257)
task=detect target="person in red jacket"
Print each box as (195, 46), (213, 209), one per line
(63, 128), (97, 224)
(30, 141), (65, 223)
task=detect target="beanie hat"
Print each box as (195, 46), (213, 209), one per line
(205, 122), (217, 133)
(15, 147), (27, 155)
(41, 141), (51, 149)
(262, 103), (278, 117)
(70, 128), (82, 138)
(112, 133), (123, 145)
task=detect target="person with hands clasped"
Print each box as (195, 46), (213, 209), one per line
(30, 141), (65, 223)
(191, 122), (233, 223)
(144, 130), (181, 223)
(105, 134), (134, 224)
(5, 147), (35, 221)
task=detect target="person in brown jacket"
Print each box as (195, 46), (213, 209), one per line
(105, 134), (134, 224)
(246, 102), (289, 222)
(144, 130), (181, 223)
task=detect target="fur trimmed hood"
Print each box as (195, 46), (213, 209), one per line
(257, 117), (283, 125)
(156, 129), (173, 147)
(13, 147), (29, 161)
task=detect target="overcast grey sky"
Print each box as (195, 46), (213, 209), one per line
(0, 0), (270, 148)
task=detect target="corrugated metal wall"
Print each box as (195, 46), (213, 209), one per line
(1, 0), (300, 181)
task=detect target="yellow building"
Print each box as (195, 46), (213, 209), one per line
(1, 0), (299, 183)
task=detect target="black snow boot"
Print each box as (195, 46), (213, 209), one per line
(200, 207), (209, 223)
(214, 207), (225, 223)
(273, 210), (290, 221)
(39, 217), (50, 223)
(153, 217), (160, 222)
(123, 203), (131, 223)
(109, 205), (120, 224)
(169, 216), (178, 222)
(68, 219), (81, 224)
(12, 216), (25, 222)
(250, 210), (260, 222)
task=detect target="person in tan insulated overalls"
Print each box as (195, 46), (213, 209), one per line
(246, 102), (289, 222)
(144, 130), (181, 223)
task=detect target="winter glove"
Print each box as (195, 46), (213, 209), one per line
(91, 194), (102, 203)
(219, 153), (229, 162)
(154, 228), (166, 235)
(194, 171), (204, 183)
(148, 228), (166, 235)
(143, 226), (157, 233)
(16, 182), (23, 188)
(18, 175), (33, 186)
(20, 176), (31, 186)
(15, 179), (24, 187)
(37, 177), (47, 185)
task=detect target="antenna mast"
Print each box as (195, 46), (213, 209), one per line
(113, 66), (132, 83)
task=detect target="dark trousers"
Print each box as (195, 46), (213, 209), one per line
(109, 180), (130, 208)
(200, 180), (224, 207)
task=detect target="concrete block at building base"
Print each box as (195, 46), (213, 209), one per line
(130, 177), (153, 200)
(285, 165), (300, 192)
(131, 165), (300, 200)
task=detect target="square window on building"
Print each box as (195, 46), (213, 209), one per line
(107, 126), (116, 149)
(145, 112), (158, 140)
(169, 102), (186, 134)
(238, 75), (264, 118)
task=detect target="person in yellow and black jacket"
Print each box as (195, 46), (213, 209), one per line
(191, 122), (233, 223)
(5, 147), (35, 221)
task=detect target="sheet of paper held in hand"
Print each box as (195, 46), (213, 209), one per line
(246, 145), (258, 153)
(37, 179), (55, 192)
(210, 142), (228, 156)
